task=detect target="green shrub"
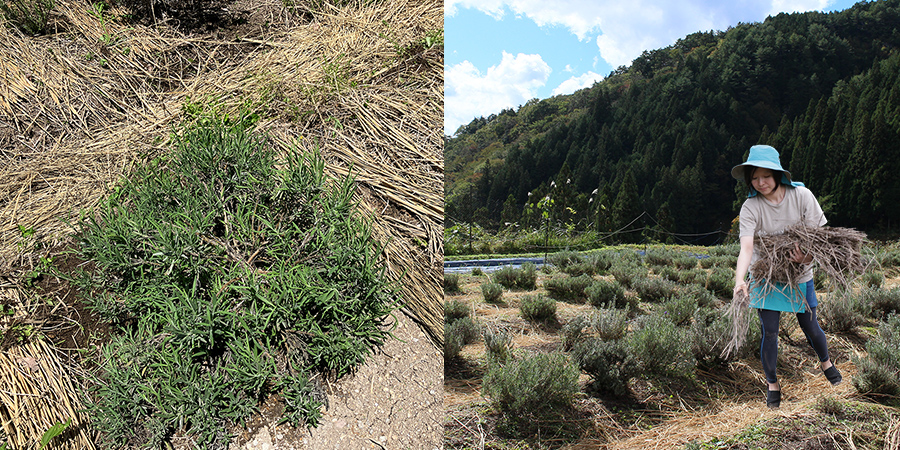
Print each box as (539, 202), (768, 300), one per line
(483, 326), (512, 363)
(572, 337), (636, 397)
(627, 313), (696, 379)
(875, 247), (900, 269)
(820, 290), (867, 333)
(563, 262), (596, 277)
(692, 307), (761, 367)
(654, 264), (679, 282)
(481, 282), (503, 303)
(444, 273), (461, 293)
(547, 250), (584, 270)
(517, 263), (538, 290)
(680, 269), (708, 287)
(661, 294), (697, 326)
(632, 276), (678, 303)
(0, 0), (53, 35)
(483, 352), (580, 423)
(585, 279), (630, 309)
(520, 294), (557, 323)
(586, 251), (615, 274)
(853, 314), (900, 406)
(705, 268), (734, 298)
(471, 267), (485, 277)
(491, 264), (537, 290)
(674, 255), (698, 270)
(868, 287), (900, 318)
(544, 274), (594, 302)
(862, 271), (885, 289)
(78, 119), (395, 444)
(447, 316), (481, 347)
(592, 306), (628, 340)
(644, 247), (677, 266)
(699, 255), (738, 269)
(610, 261), (646, 288)
(445, 324), (464, 363)
(814, 267), (828, 288)
(707, 243), (739, 257)
(690, 308), (729, 367)
(492, 266), (520, 289)
(560, 315), (590, 351)
(678, 283), (717, 308)
(444, 299), (470, 324)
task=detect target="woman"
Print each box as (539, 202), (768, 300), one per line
(731, 145), (842, 409)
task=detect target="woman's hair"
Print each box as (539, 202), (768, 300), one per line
(744, 166), (783, 188)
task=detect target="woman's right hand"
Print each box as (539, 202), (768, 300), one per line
(733, 281), (749, 297)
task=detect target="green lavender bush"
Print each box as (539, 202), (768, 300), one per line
(77, 116), (398, 448)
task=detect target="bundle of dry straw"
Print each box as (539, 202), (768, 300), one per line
(722, 224), (868, 358)
(750, 223), (867, 294)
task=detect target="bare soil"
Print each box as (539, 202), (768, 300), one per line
(444, 268), (900, 450)
(229, 311), (442, 450)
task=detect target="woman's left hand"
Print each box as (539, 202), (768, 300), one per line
(790, 243), (812, 264)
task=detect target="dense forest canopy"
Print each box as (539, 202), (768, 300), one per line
(444, 0), (900, 245)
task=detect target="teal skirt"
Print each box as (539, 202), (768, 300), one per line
(749, 279), (807, 313)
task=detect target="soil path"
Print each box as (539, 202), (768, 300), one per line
(231, 311), (442, 450)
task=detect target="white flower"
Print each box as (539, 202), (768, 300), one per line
(591, 188), (598, 195)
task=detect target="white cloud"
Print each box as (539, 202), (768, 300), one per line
(552, 71), (605, 96)
(769, 0), (830, 15)
(445, 0), (831, 71)
(445, 52), (552, 135)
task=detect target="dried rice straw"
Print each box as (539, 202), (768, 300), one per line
(0, 339), (96, 449)
(722, 224), (867, 358)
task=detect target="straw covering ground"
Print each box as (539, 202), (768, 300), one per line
(444, 245), (900, 449)
(0, 0), (442, 447)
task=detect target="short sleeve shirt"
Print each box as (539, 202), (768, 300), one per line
(739, 185), (827, 284)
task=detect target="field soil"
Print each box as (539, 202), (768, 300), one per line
(444, 268), (900, 449)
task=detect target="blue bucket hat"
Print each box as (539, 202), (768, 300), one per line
(731, 145), (803, 197)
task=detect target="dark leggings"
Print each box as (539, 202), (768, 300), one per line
(758, 281), (829, 385)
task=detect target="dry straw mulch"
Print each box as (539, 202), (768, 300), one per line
(0, 339), (96, 450)
(0, 0), (443, 344)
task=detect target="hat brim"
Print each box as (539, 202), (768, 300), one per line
(731, 161), (792, 182)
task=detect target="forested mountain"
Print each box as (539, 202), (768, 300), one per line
(445, 0), (900, 244)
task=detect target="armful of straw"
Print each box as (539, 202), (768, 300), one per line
(722, 224), (866, 359)
(749, 223), (867, 291)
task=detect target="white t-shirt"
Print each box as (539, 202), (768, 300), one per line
(739, 185), (827, 284)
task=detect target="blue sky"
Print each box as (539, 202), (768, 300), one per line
(445, 0), (862, 136)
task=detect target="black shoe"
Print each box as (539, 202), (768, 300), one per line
(766, 389), (781, 409)
(824, 365), (842, 386)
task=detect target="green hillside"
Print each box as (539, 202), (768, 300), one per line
(445, 0), (900, 244)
